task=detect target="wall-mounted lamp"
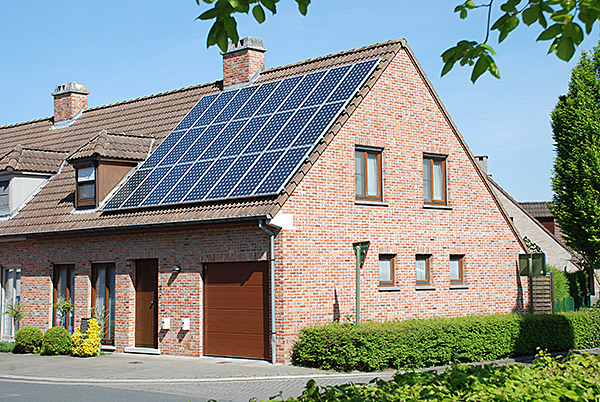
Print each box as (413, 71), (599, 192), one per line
(171, 265), (182, 273)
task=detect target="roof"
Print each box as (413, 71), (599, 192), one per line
(519, 201), (553, 219)
(0, 39), (404, 237)
(68, 130), (154, 162)
(0, 145), (67, 174)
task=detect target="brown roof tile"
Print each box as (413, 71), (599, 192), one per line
(0, 40), (403, 237)
(519, 202), (553, 219)
(68, 130), (154, 162)
(0, 145), (67, 174)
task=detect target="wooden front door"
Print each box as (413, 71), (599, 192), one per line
(135, 259), (158, 348)
(203, 261), (269, 360)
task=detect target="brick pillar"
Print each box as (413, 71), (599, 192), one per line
(222, 37), (266, 87)
(52, 82), (89, 122)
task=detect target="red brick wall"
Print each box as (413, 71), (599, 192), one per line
(53, 92), (87, 122)
(223, 49), (265, 87)
(4, 224), (268, 356)
(272, 47), (528, 361)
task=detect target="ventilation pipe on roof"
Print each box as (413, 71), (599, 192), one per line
(258, 219), (277, 364)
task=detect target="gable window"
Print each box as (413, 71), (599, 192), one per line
(76, 166), (96, 207)
(355, 148), (382, 201)
(423, 155), (446, 205)
(416, 255), (431, 286)
(92, 263), (116, 345)
(0, 181), (9, 216)
(450, 255), (464, 285)
(379, 255), (395, 287)
(53, 264), (75, 334)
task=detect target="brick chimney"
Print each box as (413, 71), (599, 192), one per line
(52, 82), (89, 122)
(222, 37), (266, 87)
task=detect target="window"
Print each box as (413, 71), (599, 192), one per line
(423, 155), (446, 205)
(355, 149), (382, 201)
(92, 263), (116, 344)
(53, 264), (75, 333)
(76, 166), (96, 207)
(416, 255), (431, 285)
(450, 255), (464, 285)
(0, 180), (9, 216)
(1, 267), (20, 339)
(379, 255), (395, 287)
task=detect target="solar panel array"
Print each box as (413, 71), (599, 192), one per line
(103, 58), (379, 211)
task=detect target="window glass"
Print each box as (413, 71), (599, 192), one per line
(367, 153), (379, 196)
(77, 167), (95, 182)
(433, 160), (444, 200)
(450, 256), (463, 283)
(379, 257), (392, 284)
(93, 263), (116, 343)
(0, 181), (9, 215)
(416, 255), (429, 284)
(355, 151), (365, 197)
(355, 149), (382, 201)
(54, 265), (74, 334)
(423, 156), (447, 204)
(423, 160), (432, 201)
(2, 268), (20, 338)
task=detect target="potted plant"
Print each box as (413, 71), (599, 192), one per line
(3, 301), (26, 334)
(54, 298), (74, 332)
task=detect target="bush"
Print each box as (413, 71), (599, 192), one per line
(287, 352), (600, 401)
(0, 341), (15, 353)
(13, 326), (43, 354)
(71, 319), (101, 357)
(548, 266), (569, 300)
(41, 326), (73, 355)
(292, 312), (600, 371)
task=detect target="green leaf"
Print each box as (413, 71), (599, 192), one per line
(198, 7), (223, 20)
(556, 35), (575, 61)
(216, 29), (228, 52)
(537, 23), (562, 41)
(522, 6), (539, 25)
(295, 0), (311, 15)
(260, 0), (277, 13)
(252, 4), (266, 23)
(471, 55), (490, 82)
(223, 16), (239, 43)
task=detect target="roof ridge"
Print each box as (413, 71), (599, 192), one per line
(0, 116), (52, 130)
(262, 38), (405, 75)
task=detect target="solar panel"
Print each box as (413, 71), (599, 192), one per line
(103, 58), (379, 211)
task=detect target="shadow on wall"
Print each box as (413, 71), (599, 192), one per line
(333, 288), (340, 322)
(513, 265), (526, 313)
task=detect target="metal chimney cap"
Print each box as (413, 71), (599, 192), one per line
(52, 82), (89, 97)
(224, 37), (267, 54)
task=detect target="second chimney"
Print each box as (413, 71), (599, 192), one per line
(52, 82), (89, 122)
(475, 155), (488, 175)
(222, 37), (266, 87)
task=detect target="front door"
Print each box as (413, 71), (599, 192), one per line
(135, 259), (158, 348)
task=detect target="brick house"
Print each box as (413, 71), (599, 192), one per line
(0, 38), (527, 362)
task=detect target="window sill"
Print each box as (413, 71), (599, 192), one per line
(423, 204), (453, 211)
(450, 284), (469, 290)
(355, 200), (389, 207)
(415, 285), (436, 291)
(378, 286), (402, 292)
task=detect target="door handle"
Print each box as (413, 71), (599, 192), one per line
(150, 300), (155, 308)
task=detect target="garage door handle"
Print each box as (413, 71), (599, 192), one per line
(150, 300), (154, 308)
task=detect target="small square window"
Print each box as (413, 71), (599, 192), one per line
(379, 255), (395, 287)
(450, 255), (464, 285)
(416, 255), (431, 285)
(423, 155), (447, 205)
(356, 149), (382, 201)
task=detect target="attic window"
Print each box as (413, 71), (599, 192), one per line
(0, 181), (9, 216)
(76, 167), (96, 207)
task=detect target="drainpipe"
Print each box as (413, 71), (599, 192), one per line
(258, 219), (276, 364)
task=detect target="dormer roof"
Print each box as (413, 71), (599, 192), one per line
(0, 145), (67, 174)
(67, 130), (154, 163)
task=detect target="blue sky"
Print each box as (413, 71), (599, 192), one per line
(1, 1), (597, 201)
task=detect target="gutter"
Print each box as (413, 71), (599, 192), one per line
(258, 219), (277, 364)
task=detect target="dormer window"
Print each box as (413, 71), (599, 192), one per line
(76, 166), (96, 208)
(0, 181), (9, 216)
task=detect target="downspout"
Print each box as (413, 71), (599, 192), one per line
(258, 219), (276, 364)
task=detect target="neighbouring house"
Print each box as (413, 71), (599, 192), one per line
(0, 38), (527, 362)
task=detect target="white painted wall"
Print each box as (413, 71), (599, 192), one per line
(1, 174), (48, 216)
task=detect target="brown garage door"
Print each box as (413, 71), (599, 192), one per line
(203, 261), (269, 360)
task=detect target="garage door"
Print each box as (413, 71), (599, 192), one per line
(203, 262), (269, 359)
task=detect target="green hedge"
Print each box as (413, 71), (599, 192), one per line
(292, 312), (600, 371)
(13, 326), (43, 354)
(287, 352), (600, 401)
(0, 341), (15, 353)
(548, 266), (570, 300)
(41, 326), (73, 355)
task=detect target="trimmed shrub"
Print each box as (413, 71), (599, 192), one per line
(0, 341), (15, 353)
(42, 326), (73, 355)
(13, 326), (43, 354)
(287, 352), (600, 401)
(292, 312), (600, 371)
(548, 266), (569, 300)
(71, 319), (101, 357)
